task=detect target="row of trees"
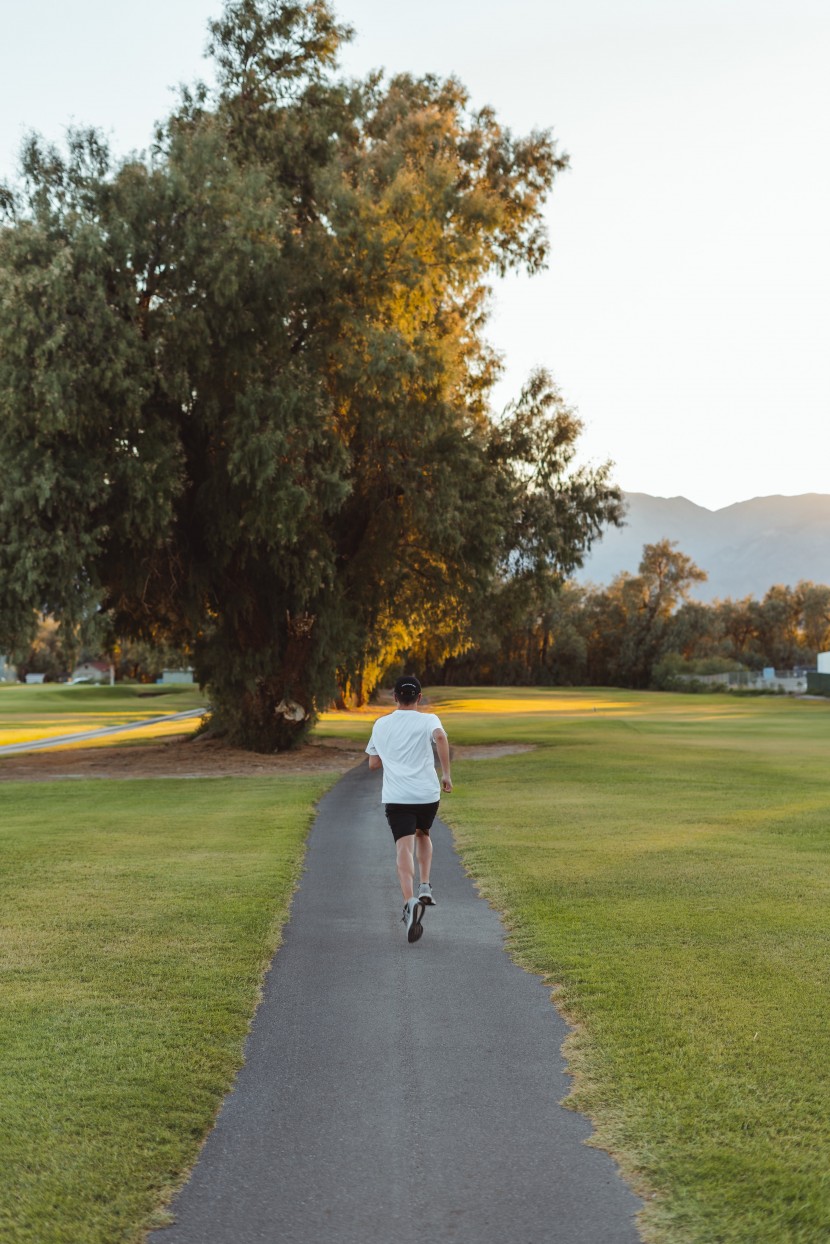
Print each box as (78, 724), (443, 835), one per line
(422, 541), (830, 690)
(11, 615), (188, 684)
(15, 541), (828, 693)
(0, 0), (621, 748)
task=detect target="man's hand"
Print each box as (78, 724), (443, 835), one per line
(441, 774), (453, 793)
(368, 754), (382, 771)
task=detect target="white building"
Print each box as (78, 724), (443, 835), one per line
(70, 660), (113, 684)
(160, 670), (195, 684)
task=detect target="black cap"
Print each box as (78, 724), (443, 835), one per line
(394, 675), (422, 703)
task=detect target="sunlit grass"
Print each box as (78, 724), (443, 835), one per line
(0, 718), (203, 749)
(0, 774), (337, 1244)
(433, 693), (625, 715)
(0, 685), (208, 750)
(314, 685), (757, 745)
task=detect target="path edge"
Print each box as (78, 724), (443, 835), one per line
(141, 769), (344, 1241)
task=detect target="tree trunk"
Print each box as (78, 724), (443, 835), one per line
(203, 612), (318, 752)
(335, 668), (367, 710)
(240, 678), (312, 751)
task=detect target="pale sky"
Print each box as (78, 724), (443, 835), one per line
(2, 0), (828, 510)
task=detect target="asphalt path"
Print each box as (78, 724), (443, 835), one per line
(150, 761), (642, 1244)
(0, 708), (207, 755)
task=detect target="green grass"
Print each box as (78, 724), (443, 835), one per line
(0, 684), (209, 749)
(8, 688), (829, 1242)
(0, 775), (337, 1244)
(400, 688), (830, 1243)
(0, 684), (207, 716)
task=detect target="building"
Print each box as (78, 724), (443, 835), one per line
(70, 660), (113, 685)
(807, 652), (830, 696)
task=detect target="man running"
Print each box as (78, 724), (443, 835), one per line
(366, 675), (452, 943)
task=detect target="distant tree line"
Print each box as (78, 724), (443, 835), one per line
(11, 615), (189, 684)
(15, 540), (828, 694)
(417, 540), (830, 690)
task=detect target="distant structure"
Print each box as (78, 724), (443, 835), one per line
(0, 655), (16, 682)
(70, 660), (113, 685)
(159, 670), (195, 685)
(685, 669), (809, 693)
(806, 652), (830, 696)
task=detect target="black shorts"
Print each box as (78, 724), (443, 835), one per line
(385, 802), (440, 842)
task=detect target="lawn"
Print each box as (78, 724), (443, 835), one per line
(323, 688), (830, 1241)
(0, 684), (208, 749)
(0, 775), (337, 1244)
(6, 688), (829, 1243)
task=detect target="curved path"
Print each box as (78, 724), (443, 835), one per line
(150, 762), (642, 1244)
(0, 708), (207, 755)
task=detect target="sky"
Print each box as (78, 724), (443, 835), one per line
(1, 0), (828, 511)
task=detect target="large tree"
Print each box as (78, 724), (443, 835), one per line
(582, 541), (707, 688)
(0, 0), (621, 749)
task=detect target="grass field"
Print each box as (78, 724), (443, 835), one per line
(6, 687), (829, 1243)
(0, 775), (337, 1244)
(0, 684), (208, 749)
(321, 688), (830, 1242)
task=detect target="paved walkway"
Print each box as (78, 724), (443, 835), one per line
(150, 762), (642, 1244)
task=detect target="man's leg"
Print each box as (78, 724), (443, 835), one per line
(395, 834), (416, 901)
(415, 828), (433, 885)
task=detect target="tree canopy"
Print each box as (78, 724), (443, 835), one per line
(0, 0), (622, 748)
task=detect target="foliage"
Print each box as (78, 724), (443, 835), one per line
(0, 0), (621, 750)
(417, 375), (620, 686)
(651, 651), (742, 692)
(112, 636), (192, 683)
(427, 539), (707, 689)
(592, 540), (707, 688)
(10, 614), (69, 681)
(7, 611), (186, 684)
(425, 539), (830, 690)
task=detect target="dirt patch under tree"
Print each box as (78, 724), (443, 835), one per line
(0, 735), (534, 782)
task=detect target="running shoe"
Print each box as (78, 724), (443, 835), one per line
(418, 882), (436, 906)
(402, 898), (425, 943)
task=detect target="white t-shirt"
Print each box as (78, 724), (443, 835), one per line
(366, 709), (444, 804)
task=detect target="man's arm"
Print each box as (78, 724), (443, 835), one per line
(433, 728), (453, 793)
(366, 725), (382, 770)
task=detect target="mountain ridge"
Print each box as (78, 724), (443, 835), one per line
(576, 492), (830, 602)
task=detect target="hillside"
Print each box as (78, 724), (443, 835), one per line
(576, 493), (830, 602)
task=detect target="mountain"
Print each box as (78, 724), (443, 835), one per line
(575, 493), (830, 602)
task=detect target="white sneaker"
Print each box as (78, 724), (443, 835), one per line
(402, 898), (425, 943)
(418, 882), (436, 906)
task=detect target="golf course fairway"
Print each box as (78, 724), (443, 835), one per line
(436, 689), (830, 1243)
